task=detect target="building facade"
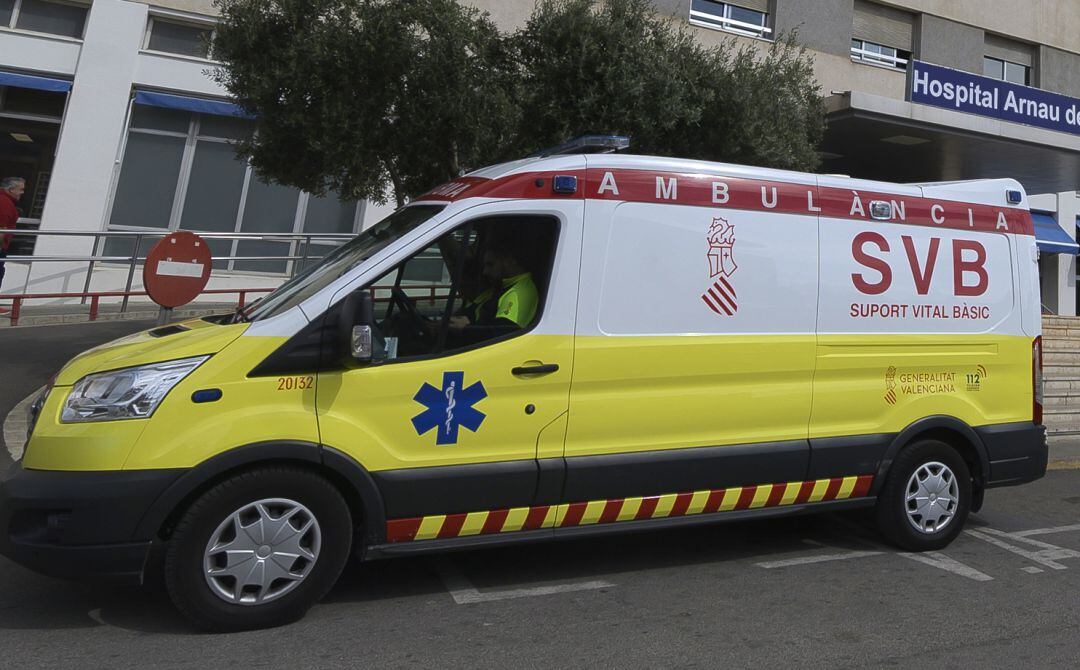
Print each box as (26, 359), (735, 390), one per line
(1, 0), (1079, 312)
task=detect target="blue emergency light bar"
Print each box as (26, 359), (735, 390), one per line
(530, 135), (631, 158)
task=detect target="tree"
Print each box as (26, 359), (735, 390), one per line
(212, 0), (825, 207)
(514, 0), (824, 171)
(212, 0), (518, 207)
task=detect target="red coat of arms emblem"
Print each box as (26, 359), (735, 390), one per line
(702, 217), (738, 315)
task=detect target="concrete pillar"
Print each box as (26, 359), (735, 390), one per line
(28, 0), (148, 294)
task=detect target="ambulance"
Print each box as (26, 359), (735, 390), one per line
(0, 138), (1047, 630)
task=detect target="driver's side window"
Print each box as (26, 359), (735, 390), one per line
(369, 215), (559, 362)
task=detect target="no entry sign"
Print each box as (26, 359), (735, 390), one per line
(143, 231), (212, 308)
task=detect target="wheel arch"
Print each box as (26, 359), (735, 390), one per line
(135, 441), (387, 549)
(873, 416), (990, 499)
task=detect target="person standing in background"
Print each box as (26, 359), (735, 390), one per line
(0, 177), (26, 313)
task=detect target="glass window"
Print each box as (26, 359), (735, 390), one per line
(0, 86), (66, 118)
(851, 38), (907, 70)
(147, 18), (213, 59)
(130, 106), (191, 134)
(179, 141), (248, 232)
(304, 193), (358, 234)
(1, 0), (15, 26)
(108, 133), (186, 229)
(727, 5), (766, 29)
(245, 205), (445, 321)
(1005, 61), (1029, 85)
(197, 115), (252, 141)
(101, 235), (159, 265)
(984, 56), (1030, 86)
(689, 0), (769, 38)
(15, 0), (87, 39)
(234, 240), (290, 274)
(366, 216), (560, 362)
(241, 177), (300, 233)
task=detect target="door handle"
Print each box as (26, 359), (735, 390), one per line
(512, 363), (560, 376)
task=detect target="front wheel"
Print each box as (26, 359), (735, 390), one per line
(875, 440), (972, 551)
(164, 467), (353, 632)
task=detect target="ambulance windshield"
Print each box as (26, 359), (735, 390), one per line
(241, 205), (446, 322)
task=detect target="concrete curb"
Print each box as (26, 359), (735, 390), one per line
(3, 387), (42, 462)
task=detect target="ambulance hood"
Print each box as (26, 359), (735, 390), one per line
(53, 317), (249, 386)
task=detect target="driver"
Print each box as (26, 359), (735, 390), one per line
(449, 239), (538, 333)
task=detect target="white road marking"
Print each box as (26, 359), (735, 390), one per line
(965, 528), (1080, 571)
(755, 550), (883, 569)
(3, 387), (42, 461)
(1013, 524), (1080, 537)
(1022, 566), (1044, 574)
(434, 559), (613, 605)
(897, 552), (993, 581)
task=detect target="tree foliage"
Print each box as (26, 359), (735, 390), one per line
(213, 0), (825, 206)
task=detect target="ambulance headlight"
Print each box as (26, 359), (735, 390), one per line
(61, 356), (209, 423)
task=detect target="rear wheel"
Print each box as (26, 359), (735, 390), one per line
(875, 440), (971, 551)
(164, 467), (353, 632)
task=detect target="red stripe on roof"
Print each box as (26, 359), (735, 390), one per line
(418, 167), (1034, 236)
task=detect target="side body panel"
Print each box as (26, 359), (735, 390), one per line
(810, 178), (1033, 448)
(564, 189), (820, 496)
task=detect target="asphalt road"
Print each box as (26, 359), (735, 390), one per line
(2, 323), (1079, 669)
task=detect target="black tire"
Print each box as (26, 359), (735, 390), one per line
(875, 439), (972, 552)
(164, 467), (353, 632)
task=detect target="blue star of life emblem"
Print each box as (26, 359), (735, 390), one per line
(411, 371), (488, 445)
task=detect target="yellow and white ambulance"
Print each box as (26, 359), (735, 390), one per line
(0, 140), (1047, 630)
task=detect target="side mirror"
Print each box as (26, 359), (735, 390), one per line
(339, 289), (375, 364)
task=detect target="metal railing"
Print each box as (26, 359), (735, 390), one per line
(0, 229), (356, 322)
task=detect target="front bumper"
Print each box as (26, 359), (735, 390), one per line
(0, 462), (183, 583)
(977, 422), (1048, 487)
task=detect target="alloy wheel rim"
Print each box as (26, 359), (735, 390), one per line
(203, 498), (322, 606)
(904, 461), (959, 534)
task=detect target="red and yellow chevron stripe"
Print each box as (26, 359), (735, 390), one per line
(385, 474), (874, 543)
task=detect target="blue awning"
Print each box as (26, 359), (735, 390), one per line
(0, 70), (72, 93)
(133, 91), (251, 118)
(1032, 211), (1079, 255)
